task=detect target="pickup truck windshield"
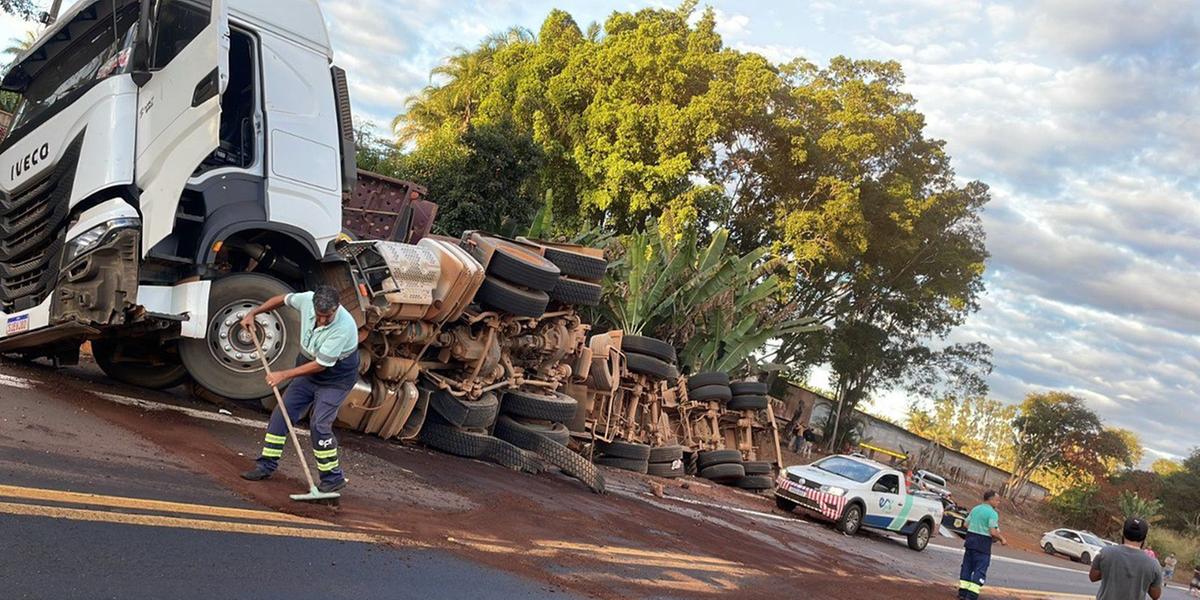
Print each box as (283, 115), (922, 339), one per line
(7, 5), (139, 136)
(815, 457), (881, 483)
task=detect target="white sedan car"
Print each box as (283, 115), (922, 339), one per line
(1040, 528), (1107, 565)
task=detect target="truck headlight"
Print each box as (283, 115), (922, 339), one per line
(822, 486), (846, 496)
(62, 218), (140, 265)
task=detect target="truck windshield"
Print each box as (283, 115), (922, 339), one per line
(815, 457), (881, 483)
(7, 5), (139, 135)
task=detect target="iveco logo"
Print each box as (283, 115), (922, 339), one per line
(10, 143), (50, 181)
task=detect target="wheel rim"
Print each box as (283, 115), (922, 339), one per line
(206, 299), (287, 373)
(1045, 544), (1054, 554)
(918, 526), (930, 547)
(846, 508), (861, 531)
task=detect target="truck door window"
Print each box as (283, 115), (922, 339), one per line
(151, 0), (212, 69)
(874, 474), (900, 494)
(201, 28), (257, 171)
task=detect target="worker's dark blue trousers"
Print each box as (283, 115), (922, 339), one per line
(958, 533), (993, 599)
(256, 352), (359, 485)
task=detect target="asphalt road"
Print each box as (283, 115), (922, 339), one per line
(1, 355), (1191, 600)
(0, 363), (568, 600)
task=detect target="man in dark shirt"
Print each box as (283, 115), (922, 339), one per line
(1090, 517), (1163, 600)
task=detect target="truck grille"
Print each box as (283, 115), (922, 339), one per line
(0, 137), (82, 314)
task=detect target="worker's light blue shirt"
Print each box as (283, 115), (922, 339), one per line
(966, 503), (1000, 536)
(285, 292), (358, 367)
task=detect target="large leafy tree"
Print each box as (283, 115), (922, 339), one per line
(390, 2), (990, 401)
(1003, 392), (1133, 500)
(361, 122), (544, 236)
(907, 396), (1016, 467)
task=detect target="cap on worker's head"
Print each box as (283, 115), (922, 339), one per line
(1123, 517), (1150, 542)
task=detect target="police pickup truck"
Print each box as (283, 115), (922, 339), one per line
(775, 454), (944, 551)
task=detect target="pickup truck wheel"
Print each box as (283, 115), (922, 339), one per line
(1043, 542), (1055, 555)
(838, 504), (864, 536)
(775, 495), (797, 512)
(907, 521), (931, 551)
(92, 339), (189, 389)
(179, 274), (300, 400)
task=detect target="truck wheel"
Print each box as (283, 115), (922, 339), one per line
(92, 339), (189, 389)
(179, 274), (300, 400)
(775, 495), (797, 512)
(907, 521), (931, 551)
(838, 503), (863, 536)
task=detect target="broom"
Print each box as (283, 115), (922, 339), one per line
(249, 327), (340, 503)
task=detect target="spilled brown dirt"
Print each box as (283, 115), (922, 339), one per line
(6, 359), (1039, 599)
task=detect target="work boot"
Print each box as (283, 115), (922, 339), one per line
(318, 478), (347, 493)
(241, 466), (273, 481)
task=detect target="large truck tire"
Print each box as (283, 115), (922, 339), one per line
(179, 274), (301, 401)
(620, 335), (676, 363)
(540, 246), (607, 282)
(92, 339), (189, 389)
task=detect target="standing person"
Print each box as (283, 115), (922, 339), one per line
(1145, 544), (1158, 561)
(801, 426), (817, 458)
(958, 490), (1007, 600)
(1089, 517), (1163, 600)
(1163, 553), (1177, 581)
(239, 286), (361, 494)
(960, 489), (1008, 597)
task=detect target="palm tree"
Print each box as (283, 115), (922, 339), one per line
(3, 30), (37, 59)
(391, 27), (533, 143)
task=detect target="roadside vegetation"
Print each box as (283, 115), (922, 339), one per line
(361, 1), (992, 445)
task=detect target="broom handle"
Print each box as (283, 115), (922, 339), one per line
(249, 327), (319, 491)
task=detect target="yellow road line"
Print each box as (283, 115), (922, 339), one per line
(0, 500), (406, 545)
(0, 484), (330, 527)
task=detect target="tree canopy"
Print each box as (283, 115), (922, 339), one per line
(383, 1), (991, 414)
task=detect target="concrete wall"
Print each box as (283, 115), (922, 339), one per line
(774, 382), (1049, 502)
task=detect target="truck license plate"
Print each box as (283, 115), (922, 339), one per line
(5, 315), (29, 336)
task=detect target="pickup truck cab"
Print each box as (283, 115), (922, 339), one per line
(775, 454), (944, 551)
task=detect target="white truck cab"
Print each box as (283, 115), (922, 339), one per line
(775, 454), (943, 551)
(0, 0), (356, 400)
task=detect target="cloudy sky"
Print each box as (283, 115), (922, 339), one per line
(5, 1), (1196, 460)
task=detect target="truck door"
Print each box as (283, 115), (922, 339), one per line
(135, 0), (229, 256)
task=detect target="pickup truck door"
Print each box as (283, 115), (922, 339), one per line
(135, 0), (229, 256)
(867, 473), (901, 529)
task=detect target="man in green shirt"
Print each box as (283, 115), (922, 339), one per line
(958, 490), (1008, 600)
(238, 286), (361, 493)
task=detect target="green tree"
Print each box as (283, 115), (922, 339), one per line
(0, 1), (38, 20)
(381, 122), (544, 237)
(395, 3), (780, 233)
(1004, 392), (1132, 500)
(907, 395), (1016, 467)
(1160, 449), (1200, 531)
(1115, 490), (1164, 524)
(1151, 458), (1183, 477)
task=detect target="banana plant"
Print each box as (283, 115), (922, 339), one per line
(599, 224), (822, 375)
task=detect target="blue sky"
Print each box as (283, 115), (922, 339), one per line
(6, 1), (1197, 461)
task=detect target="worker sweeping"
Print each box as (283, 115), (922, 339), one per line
(239, 285), (360, 495)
